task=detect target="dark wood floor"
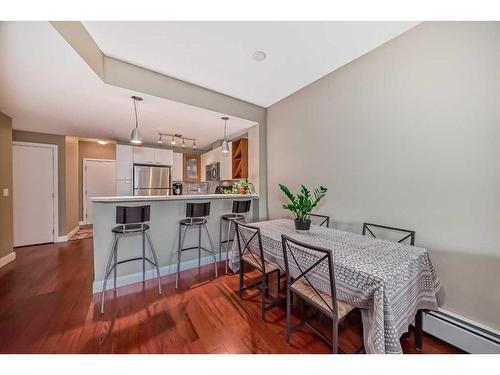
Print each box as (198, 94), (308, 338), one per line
(0, 238), (463, 354)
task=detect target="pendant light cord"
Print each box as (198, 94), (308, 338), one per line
(133, 98), (139, 129)
(224, 118), (227, 140)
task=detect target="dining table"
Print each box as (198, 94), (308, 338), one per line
(229, 219), (441, 354)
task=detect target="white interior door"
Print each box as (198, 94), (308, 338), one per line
(13, 144), (55, 247)
(84, 160), (116, 224)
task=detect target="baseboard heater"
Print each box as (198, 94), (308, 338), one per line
(424, 310), (500, 354)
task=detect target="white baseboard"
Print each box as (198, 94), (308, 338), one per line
(0, 252), (16, 269)
(92, 253), (228, 294)
(424, 309), (500, 354)
(55, 226), (80, 243)
(79, 221), (86, 226)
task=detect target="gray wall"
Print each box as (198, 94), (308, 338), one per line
(0, 112), (13, 259)
(267, 22), (500, 330)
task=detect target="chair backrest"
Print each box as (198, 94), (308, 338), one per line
(186, 202), (211, 218)
(235, 221), (266, 272)
(116, 205), (150, 224)
(310, 213), (330, 228)
(362, 222), (416, 245)
(281, 234), (338, 317)
(232, 200), (251, 214)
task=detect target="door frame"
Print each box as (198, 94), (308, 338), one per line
(82, 158), (116, 225)
(12, 141), (58, 244)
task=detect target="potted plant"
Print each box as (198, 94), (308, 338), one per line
(279, 184), (328, 232)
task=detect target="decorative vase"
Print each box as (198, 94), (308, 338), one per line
(294, 219), (311, 233)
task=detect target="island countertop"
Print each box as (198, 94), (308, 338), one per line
(91, 193), (259, 203)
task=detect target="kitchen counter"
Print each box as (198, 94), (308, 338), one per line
(91, 193), (259, 294)
(91, 193), (259, 203)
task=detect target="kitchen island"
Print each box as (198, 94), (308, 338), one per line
(91, 194), (259, 293)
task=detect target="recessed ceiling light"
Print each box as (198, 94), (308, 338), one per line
(97, 140), (108, 145)
(253, 51), (267, 62)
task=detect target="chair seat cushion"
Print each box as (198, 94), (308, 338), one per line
(242, 253), (279, 273)
(290, 280), (354, 319)
(222, 214), (245, 221)
(112, 223), (150, 234)
(179, 218), (207, 226)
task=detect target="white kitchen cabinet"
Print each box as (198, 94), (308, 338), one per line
(133, 146), (156, 164)
(172, 152), (183, 181)
(133, 146), (173, 165)
(116, 144), (133, 180)
(116, 179), (133, 196)
(154, 148), (173, 165)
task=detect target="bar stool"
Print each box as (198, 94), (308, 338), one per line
(219, 200), (252, 274)
(100, 205), (162, 313)
(176, 202), (218, 289)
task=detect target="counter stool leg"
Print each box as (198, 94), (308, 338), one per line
(198, 225), (202, 268)
(113, 235), (119, 291)
(101, 234), (118, 314)
(219, 218), (223, 271)
(145, 231), (162, 294)
(225, 220), (232, 274)
(142, 231), (146, 283)
(176, 225), (183, 289)
(203, 223), (218, 278)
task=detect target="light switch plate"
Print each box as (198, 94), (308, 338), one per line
(3, 188), (8, 197)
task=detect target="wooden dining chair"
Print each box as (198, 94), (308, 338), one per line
(235, 221), (285, 320)
(281, 234), (361, 354)
(362, 222), (416, 245)
(310, 213), (330, 228)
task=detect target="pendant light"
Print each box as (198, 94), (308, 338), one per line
(157, 135), (163, 144)
(171, 135), (176, 145)
(182, 138), (186, 148)
(192, 140), (197, 149)
(130, 95), (143, 144)
(221, 116), (229, 153)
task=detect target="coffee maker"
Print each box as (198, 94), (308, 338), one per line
(172, 182), (183, 195)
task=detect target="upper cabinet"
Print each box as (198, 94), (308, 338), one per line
(154, 148), (174, 165)
(172, 152), (183, 181)
(232, 138), (248, 179)
(133, 146), (173, 165)
(116, 144), (134, 180)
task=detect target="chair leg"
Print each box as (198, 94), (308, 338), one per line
(286, 288), (292, 344)
(100, 234), (118, 314)
(198, 225), (202, 268)
(239, 260), (244, 296)
(203, 223), (218, 278)
(261, 273), (268, 320)
(219, 218), (223, 272)
(332, 317), (339, 354)
(113, 235), (119, 291)
(225, 220), (232, 274)
(142, 231), (146, 283)
(145, 231), (162, 294)
(176, 225), (187, 289)
(415, 309), (423, 351)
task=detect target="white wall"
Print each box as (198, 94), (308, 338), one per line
(266, 22), (500, 330)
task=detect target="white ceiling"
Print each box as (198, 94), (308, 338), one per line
(0, 21), (255, 149)
(83, 21), (419, 107)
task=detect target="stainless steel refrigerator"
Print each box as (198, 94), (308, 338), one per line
(133, 164), (171, 196)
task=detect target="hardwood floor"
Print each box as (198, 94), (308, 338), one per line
(0, 238), (463, 354)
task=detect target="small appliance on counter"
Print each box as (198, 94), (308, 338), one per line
(215, 185), (233, 194)
(172, 182), (183, 195)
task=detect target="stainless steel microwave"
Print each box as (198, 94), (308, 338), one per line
(205, 162), (220, 181)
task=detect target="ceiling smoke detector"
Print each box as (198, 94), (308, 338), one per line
(252, 51), (267, 62)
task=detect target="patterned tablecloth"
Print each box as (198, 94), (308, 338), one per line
(229, 219), (441, 354)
